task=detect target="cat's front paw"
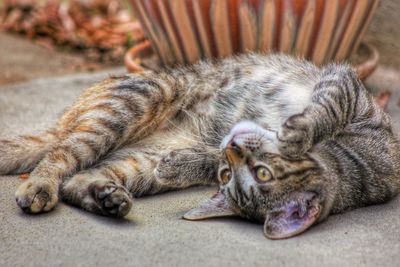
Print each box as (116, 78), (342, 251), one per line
(15, 179), (59, 213)
(154, 150), (181, 185)
(89, 181), (132, 217)
(278, 114), (314, 158)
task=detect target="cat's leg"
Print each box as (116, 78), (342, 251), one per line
(60, 147), (162, 216)
(16, 74), (187, 213)
(61, 147), (219, 217)
(154, 147), (219, 188)
(277, 64), (388, 158)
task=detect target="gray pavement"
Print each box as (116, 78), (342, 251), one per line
(0, 33), (87, 85)
(1, 69), (400, 267)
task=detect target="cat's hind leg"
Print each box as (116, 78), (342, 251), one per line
(16, 73), (186, 213)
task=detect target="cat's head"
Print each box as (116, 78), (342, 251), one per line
(184, 121), (331, 239)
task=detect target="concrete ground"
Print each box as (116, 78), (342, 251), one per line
(1, 68), (400, 267)
(0, 33), (88, 86)
(0, 32), (120, 86)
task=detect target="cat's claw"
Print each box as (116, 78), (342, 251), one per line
(15, 180), (58, 213)
(89, 181), (132, 217)
(278, 114), (314, 158)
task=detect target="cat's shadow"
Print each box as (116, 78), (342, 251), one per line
(68, 205), (137, 227)
(18, 203), (137, 227)
(16, 203), (137, 228)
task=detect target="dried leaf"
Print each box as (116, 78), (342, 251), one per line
(0, 0), (146, 64)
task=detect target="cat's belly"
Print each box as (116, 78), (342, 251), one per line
(129, 123), (202, 156)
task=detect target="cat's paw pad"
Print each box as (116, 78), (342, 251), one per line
(15, 180), (58, 213)
(89, 181), (132, 217)
(278, 114), (313, 158)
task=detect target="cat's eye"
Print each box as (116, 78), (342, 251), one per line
(219, 169), (232, 185)
(255, 167), (272, 182)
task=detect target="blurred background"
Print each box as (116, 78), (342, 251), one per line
(0, 0), (399, 95)
(0, 0), (144, 84)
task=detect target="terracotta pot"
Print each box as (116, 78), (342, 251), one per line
(129, 0), (380, 66)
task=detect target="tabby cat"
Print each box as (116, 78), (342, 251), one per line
(1, 54), (399, 239)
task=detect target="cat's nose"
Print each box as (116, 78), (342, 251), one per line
(226, 139), (244, 153)
(225, 140), (243, 165)
(225, 136), (249, 164)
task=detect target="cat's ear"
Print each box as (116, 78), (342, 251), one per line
(183, 191), (236, 220)
(263, 192), (321, 239)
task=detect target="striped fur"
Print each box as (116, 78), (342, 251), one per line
(1, 54), (398, 228)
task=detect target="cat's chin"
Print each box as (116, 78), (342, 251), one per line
(263, 192), (321, 240)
